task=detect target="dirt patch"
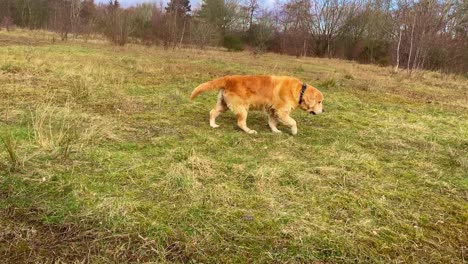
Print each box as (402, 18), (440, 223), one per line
(0, 206), (166, 263)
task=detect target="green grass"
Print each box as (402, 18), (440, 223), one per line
(1, 29), (467, 263)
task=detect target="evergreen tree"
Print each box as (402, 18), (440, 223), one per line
(165, 0), (191, 17)
(199, 0), (236, 35)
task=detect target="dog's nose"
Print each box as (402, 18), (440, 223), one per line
(322, 109), (325, 113)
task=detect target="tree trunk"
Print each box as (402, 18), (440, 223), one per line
(171, 14), (178, 49)
(303, 39), (307, 57)
(420, 52), (426, 69)
(394, 26), (402, 73)
(249, 9), (254, 41)
(179, 18), (186, 48)
(407, 16), (416, 75)
(412, 46), (420, 71)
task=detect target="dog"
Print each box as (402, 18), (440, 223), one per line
(190, 75), (324, 135)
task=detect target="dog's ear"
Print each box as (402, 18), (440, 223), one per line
(305, 89), (317, 106)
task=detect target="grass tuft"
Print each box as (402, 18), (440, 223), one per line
(1, 63), (21, 73)
(319, 78), (340, 89)
(28, 101), (111, 160)
(0, 130), (20, 169)
(344, 73), (354, 80)
(69, 78), (90, 102)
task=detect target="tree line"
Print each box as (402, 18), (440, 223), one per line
(0, 0), (466, 73)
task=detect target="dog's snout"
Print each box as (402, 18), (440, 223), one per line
(322, 109), (325, 113)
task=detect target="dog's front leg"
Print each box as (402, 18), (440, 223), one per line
(277, 111), (298, 135)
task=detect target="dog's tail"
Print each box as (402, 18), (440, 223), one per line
(190, 77), (227, 101)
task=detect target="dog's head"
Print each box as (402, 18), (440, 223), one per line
(299, 86), (324, 115)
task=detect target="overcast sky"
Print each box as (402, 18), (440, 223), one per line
(95, 0), (276, 10)
(95, 0), (204, 9)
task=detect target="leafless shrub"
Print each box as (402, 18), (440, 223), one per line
(1, 16), (15, 31)
(96, 1), (136, 46)
(189, 18), (220, 49)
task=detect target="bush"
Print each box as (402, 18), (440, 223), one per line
(223, 35), (244, 51)
(1, 16), (15, 31)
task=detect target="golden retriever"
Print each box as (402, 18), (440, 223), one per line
(190, 75), (324, 135)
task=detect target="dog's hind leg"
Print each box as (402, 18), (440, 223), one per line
(209, 91), (228, 128)
(267, 111), (281, 133)
(233, 107), (257, 134)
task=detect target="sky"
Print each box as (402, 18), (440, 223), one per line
(95, 0), (276, 10)
(95, 0), (203, 9)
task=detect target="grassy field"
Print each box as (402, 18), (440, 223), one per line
(0, 29), (467, 263)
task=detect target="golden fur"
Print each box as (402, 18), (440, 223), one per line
(190, 75), (324, 135)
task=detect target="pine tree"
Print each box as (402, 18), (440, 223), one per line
(198, 0), (227, 34)
(165, 0), (191, 17)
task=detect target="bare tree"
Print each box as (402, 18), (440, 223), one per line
(1, 16), (15, 31)
(70, 0), (82, 35)
(50, 0), (72, 40)
(96, 0), (136, 46)
(190, 16), (219, 49)
(309, 0), (354, 57)
(407, 14), (415, 74)
(278, 0), (311, 56)
(394, 25), (403, 72)
(246, 0), (259, 41)
(250, 8), (275, 54)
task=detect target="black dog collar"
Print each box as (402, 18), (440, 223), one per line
(298, 83), (307, 104)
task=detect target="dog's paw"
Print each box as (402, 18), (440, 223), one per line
(291, 127), (298, 135)
(247, 130), (258, 134)
(272, 129), (282, 133)
(210, 124), (220, 128)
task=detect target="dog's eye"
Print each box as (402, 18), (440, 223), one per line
(318, 101), (322, 104)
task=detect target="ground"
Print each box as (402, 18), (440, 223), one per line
(0, 29), (467, 263)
